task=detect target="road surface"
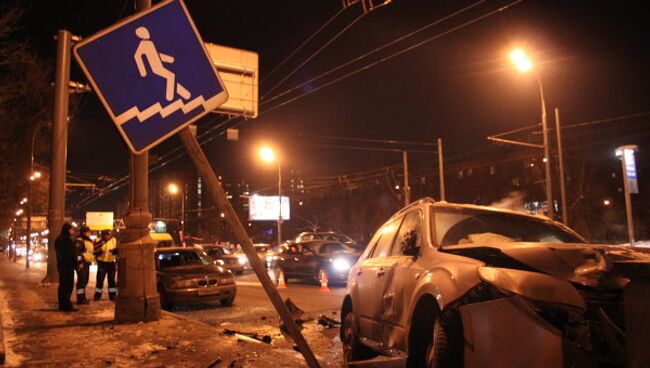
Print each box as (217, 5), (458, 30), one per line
(174, 270), (347, 367)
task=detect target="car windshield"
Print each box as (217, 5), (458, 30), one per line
(206, 247), (230, 257)
(299, 233), (354, 243)
(318, 242), (350, 255)
(156, 250), (210, 269)
(434, 207), (583, 246)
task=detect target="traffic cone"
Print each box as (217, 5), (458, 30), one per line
(319, 270), (330, 293)
(277, 270), (287, 289)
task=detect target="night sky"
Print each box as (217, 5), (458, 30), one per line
(21, 0), (650, 213)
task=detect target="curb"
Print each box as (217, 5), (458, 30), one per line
(1, 313), (5, 365)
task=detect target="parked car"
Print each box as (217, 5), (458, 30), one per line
(155, 247), (236, 310)
(295, 231), (364, 254)
(199, 244), (245, 275)
(341, 198), (649, 367)
(277, 240), (359, 284)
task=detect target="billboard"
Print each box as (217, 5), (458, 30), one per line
(86, 212), (114, 230)
(623, 148), (639, 194)
(249, 195), (290, 221)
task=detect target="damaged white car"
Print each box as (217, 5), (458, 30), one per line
(341, 198), (647, 367)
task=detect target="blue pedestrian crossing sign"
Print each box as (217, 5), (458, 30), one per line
(73, 0), (228, 153)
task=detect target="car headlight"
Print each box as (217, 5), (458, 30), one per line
(170, 279), (194, 288)
(238, 255), (248, 265)
(331, 258), (351, 272)
(220, 273), (234, 284)
(215, 259), (225, 266)
(478, 267), (585, 310)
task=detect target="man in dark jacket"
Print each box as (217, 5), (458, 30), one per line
(55, 223), (77, 312)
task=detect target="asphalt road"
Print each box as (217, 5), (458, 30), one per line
(173, 270), (347, 367)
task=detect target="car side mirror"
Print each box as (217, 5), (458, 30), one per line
(401, 229), (419, 257)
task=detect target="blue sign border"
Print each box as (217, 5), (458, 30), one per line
(73, 0), (228, 154)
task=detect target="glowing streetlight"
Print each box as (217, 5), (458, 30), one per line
(167, 183), (185, 245)
(510, 48), (533, 73)
(257, 145), (282, 246)
(603, 199), (611, 206)
(259, 146), (276, 163)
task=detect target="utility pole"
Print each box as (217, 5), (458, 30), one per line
(114, 0), (161, 323)
(554, 108), (568, 225)
(538, 76), (554, 219)
(277, 162), (282, 246)
(403, 150), (410, 206)
(437, 138), (446, 201)
(44, 30), (72, 283)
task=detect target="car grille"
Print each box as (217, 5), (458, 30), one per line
(196, 279), (218, 287)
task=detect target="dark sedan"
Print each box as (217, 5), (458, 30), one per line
(155, 247), (236, 310)
(277, 241), (359, 284)
(200, 244), (246, 274)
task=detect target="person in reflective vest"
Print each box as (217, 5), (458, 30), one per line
(93, 229), (118, 301)
(75, 226), (95, 304)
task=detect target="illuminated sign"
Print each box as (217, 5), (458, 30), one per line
(86, 212), (114, 230)
(249, 195), (290, 221)
(623, 149), (639, 194)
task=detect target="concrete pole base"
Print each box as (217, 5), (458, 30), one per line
(114, 236), (160, 323)
(115, 295), (161, 323)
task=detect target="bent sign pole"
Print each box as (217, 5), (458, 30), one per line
(178, 128), (321, 368)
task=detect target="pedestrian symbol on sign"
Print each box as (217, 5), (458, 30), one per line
(73, 0), (228, 153)
(134, 26), (190, 102)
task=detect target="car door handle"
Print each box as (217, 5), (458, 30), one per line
(377, 269), (385, 277)
(356, 270), (363, 276)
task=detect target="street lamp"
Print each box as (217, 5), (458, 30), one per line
(167, 183), (185, 246)
(258, 146), (282, 246)
(509, 48), (554, 219)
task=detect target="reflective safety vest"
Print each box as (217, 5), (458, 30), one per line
(96, 238), (117, 263)
(77, 237), (95, 264)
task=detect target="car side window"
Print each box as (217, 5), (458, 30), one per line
(370, 218), (401, 258)
(302, 245), (315, 255)
(390, 211), (422, 256)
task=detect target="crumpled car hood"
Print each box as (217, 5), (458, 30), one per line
(440, 242), (650, 287)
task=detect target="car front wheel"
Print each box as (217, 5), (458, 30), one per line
(342, 312), (375, 364)
(158, 286), (174, 311)
(425, 320), (459, 367)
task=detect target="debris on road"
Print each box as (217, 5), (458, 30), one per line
(317, 315), (341, 329)
(223, 329), (272, 344)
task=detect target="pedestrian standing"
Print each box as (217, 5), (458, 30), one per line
(55, 223), (77, 312)
(93, 229), (118, 301)
(75, 226), (95, 304)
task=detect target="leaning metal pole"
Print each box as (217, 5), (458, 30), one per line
(178, 128), (320, 368)
(44, 30), (72, 283)
(114, 0), (161, 323)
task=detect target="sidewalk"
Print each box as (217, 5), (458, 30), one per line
(0, 258), (307, 367)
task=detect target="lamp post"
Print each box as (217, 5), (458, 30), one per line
(259, 146), (282, 246)
(510, 48), (554, 219)
(167, 183), (185, 246)
(616, 145), (639, 245)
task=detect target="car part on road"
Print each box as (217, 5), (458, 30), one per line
(317, 315), (341, 329)
(223, 329), (272, 344)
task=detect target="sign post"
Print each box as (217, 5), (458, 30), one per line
(73, 1), (320, 365)
(616, 145), (639, 245)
